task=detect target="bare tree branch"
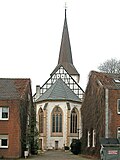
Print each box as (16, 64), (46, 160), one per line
(98, 58), (120, 74)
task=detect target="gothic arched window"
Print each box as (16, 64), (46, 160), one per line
(70, 108), (78, 133)
(52, 106), (62, 133)
(38, 108), (44, 133)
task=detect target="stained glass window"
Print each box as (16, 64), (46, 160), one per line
(70, 108), (78, 133)
(52, 106), (62, 133)
(39, 108), (44, 133)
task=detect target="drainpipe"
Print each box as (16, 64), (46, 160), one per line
(105, 88), (109, 138)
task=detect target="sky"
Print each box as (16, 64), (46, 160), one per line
(0, 0), (120, 94)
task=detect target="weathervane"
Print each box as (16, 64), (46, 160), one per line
(65, 2), (67, 10)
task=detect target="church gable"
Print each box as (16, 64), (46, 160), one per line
(40, 66), (84, 100)
(37, 78), (81, 102)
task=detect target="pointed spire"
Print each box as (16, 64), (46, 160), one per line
(65, 3), (67, 25)
(58, 8), (79, 76)
(58, 8), (73, 65)
(51, 8), (80, 81)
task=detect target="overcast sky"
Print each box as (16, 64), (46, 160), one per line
(0, 0), (120, 94)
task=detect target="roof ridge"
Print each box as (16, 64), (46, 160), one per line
(0, 78), (30, 80)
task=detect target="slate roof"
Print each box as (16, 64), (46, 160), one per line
(90, 71), (120, 89)
(51, 9), (79, 76)
(36, 78), (80, 102)
(0, 78), (30, 100)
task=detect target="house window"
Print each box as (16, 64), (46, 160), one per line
(0, 107), (9, 120)
(92, 130), (96, 147)
(87, 131), (90, 147)
(0, 135), (8, 148)
(52, 106), (62, 133)
(114, 79), (120, 83)
(117, 127), (120, 139)
(70, 108), (78, 133)
(117, 99), (120, 114)
(39, 108), (44, 133)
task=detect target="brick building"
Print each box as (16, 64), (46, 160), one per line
(0, 78), (33, 158)
(81, 71), (120, 156)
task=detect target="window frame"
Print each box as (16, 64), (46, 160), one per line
(117, 99), (120, 114)
(0, 106), (9, 120)
(0, 135), (8, 148)
(117, 127), (120, 139)
(51, 106), (63, 136)
(92, 129), (96, 147)
(38, 108), (44, 133)
(87, 131), (90, 147)
(70, 108), (78, 134)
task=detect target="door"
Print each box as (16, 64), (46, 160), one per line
(39, 139), (42, 150)
(55, 141), (58, 150)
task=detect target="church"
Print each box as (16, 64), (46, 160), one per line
(34, 9), (84, 150)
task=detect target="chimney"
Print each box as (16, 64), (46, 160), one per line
(36, 85), (40, 100)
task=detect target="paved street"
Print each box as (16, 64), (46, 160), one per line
(19, 150), (99, 160)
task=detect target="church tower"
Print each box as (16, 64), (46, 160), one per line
(51, 8), (80, 83)
(35, 9), (84, 150)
